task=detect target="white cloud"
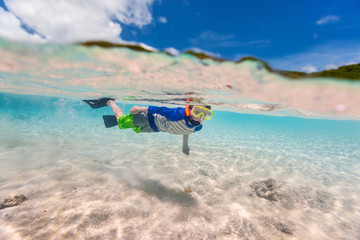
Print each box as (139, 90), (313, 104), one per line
(158, 16), (167, 24)
(187, 47), (222, 59)
(0, 7), (44, 42)
(190, 30), (237, 47)
(268, 41), (360, 72)
(316, 15), (340, 25)
(189, 30), (270, 50)
(0, 0), (157, 43)
(164, 47), (180, 56)
(248, 40), (271, 45)
(301, 64), (317, 73)
(324, 64), (337, 70)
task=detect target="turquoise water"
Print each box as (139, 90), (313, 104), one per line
(1, 39), (360, 239)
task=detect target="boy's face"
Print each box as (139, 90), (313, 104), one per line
(192, 113), (205, 124)
(190, 106), (213, 123)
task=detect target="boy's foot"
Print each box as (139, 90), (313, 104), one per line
(83, 98), (115, 109)
(106, 99), (115, 106)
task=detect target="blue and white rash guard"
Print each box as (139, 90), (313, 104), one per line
(147, 106), (203, 135)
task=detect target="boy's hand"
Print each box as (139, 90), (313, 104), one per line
(182, 146), (190, 155)
(182, 135), (190, 156)
(130, 106), (148, 114)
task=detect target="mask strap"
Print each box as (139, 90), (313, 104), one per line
(185, 105), (191, 116)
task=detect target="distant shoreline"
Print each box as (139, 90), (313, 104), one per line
(80, 40), (360, 81)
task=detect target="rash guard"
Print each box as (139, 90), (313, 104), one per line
(147, 106), (203, 135)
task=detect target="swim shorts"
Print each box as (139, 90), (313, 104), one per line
(118, 112), (155, 133)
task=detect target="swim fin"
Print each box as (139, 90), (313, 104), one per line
(82, 98), (114, 109)
(102, 115), (118, 128)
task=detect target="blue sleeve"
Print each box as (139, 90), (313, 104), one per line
(148, 106), (185, 121)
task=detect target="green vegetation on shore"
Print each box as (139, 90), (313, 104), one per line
(237, 57), (360, 81)
(183, 50), (227, 62)
(80, 41), (360, 81)
(81, 41), (154, 53)
(279, 64), (360, 80)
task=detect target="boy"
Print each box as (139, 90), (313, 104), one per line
(83, 98), (213, 155)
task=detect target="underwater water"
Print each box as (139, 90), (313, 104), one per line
(0, 39), (360, 239)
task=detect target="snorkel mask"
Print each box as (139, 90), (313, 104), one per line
(185, 105), (213, 125)
(191, 106), (214, 120)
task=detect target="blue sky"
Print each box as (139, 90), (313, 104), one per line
(1, 0), (360, 72)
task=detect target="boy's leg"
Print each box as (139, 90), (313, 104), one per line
(106, 100), (143, 133)
(107, 100), (123, 121)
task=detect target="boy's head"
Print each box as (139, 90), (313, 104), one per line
(187, 105), (213, 124)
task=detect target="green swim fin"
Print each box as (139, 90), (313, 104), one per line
(83, 98), (114, 109)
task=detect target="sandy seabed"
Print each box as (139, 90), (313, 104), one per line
(0, 128), (359, 240)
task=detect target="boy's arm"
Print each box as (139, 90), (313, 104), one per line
(130, 106), (184, 121)
(182, 134), (190, 155)
(130, 106), (148, 114)
(147, 106), (184, 120)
